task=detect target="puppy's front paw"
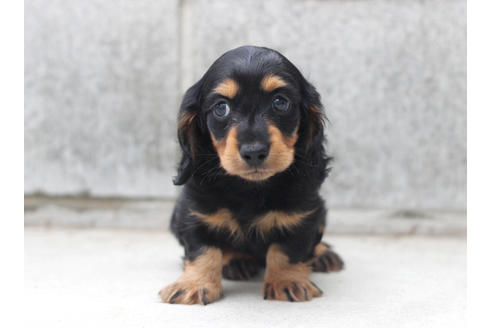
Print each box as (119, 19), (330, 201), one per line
(262, 279), (323, 302)
(159, 280), (222, 305)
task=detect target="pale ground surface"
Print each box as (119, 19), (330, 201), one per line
(25, 228), (465, 328)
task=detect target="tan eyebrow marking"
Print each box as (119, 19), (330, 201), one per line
(261, 74), (288, 92)
(213, 78), (239, 99)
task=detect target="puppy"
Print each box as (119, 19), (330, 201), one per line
(159, 46), (344, 305)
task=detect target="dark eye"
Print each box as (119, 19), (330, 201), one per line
(213, 101), (230, 118)
(272, 96), (289, 112)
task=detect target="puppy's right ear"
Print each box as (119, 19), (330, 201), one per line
(173, 79), (203, 185)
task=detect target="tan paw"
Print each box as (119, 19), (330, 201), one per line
(159, 280), (222, 305)
(262, 279), (323, 302)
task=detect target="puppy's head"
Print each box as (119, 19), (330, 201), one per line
(174, 46), (325, 185)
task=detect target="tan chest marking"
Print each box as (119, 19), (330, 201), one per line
(191, 208), (314, 240)
(190, 208), (243, 239)
(249, 210), (314, 238)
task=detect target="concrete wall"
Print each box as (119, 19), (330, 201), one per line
(25, 0), (466, 210)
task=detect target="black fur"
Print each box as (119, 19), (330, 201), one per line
(170, 45), (331, 265)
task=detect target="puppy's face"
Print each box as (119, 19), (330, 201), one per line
(175, 46), (324, 185)
(205, 71), (301, 181)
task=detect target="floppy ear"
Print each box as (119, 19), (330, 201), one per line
(300, 78), (326, 155)
(173, 80), (204, 185)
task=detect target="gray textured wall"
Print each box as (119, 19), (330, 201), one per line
(25, 0), (466, 210)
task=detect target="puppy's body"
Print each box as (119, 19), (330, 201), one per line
(159, 46), (343, 305)
(171, 164), (326, 263)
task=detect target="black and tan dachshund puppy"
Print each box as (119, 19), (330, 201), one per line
(159, 46), (344, 305)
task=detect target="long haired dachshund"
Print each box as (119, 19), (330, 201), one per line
(159, 46), (344, 305)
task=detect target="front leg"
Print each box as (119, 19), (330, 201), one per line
(159, 247), (223, 305)
(262, 243), (323, 302)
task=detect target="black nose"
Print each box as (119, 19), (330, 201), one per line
(240, 143), (269, 166)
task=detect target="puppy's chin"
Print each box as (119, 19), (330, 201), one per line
(235, 169), (277, 181)
(221, 157), (294, 182)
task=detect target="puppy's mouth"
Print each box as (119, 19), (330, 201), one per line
(211, 125), (297, 182)
(237, 168), (277, 181)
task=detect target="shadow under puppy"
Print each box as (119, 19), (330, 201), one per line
(159, 46), (344, 305)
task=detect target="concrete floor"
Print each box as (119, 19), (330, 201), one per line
(24, 228), (466, 328)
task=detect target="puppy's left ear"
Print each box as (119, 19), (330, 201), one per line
(299, 78), (326, 154)
(173, 79), (204, 185)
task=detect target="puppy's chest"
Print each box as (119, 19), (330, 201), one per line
(189, 206), (313, 241)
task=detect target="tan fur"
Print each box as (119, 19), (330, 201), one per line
(313, 242), (330, 257)
(191, 206), (314, 241)
(178, 111), (197, 131)
(211, 127), (279, 181)
(159, 248), (223, 305)
(262, 244), (322, 302)
(178, 111), (198, 159)
(261, 74), (287, 92)
(249, 210), (313, 239)
(266, 123), (298, 174)
(190, 208), (243, 240)
(211, 127), (243, 175)
(211, 123), (298, 181)
(213, 78), (239, 99)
